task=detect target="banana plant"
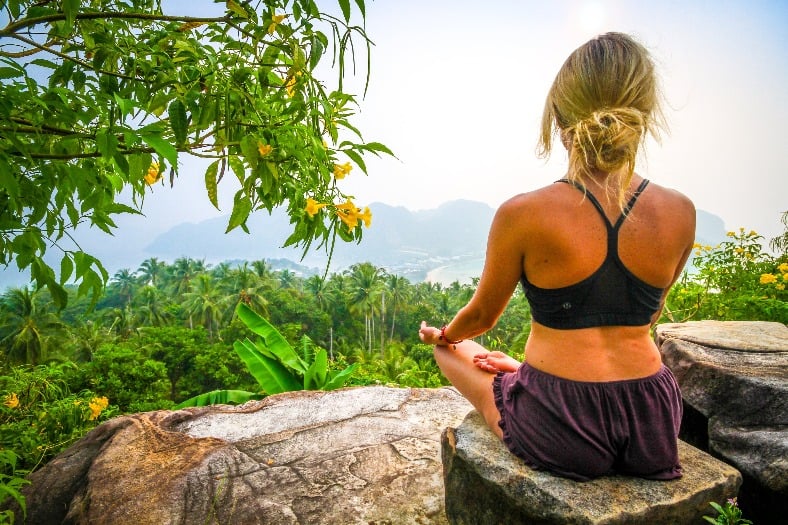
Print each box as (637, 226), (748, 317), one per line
(177, 304), (357, 408)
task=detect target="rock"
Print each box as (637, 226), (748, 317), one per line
(655, 321), (788, 427)
(442, 411), (742, 525)
(16, 386), (473, 525)
(655, 320), (788, 524)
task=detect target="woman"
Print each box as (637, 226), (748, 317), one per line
(419, 32), (695, 481)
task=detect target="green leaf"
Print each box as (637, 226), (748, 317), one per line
(342, 149), (367, 175)
(175, 390), (262, 408)
(239, 134), (259, 169)
(61, 0), (79, 27)
(353, 0), (366, 17)
(59, 254), (74, 284)
(304, 348), (328, 389)
(205, 160), (220, 209)
(236, 303), (307, 373)
(226, 192), (252, 233)
(324, 363), (358, 391)
(233, 340), (302, 394)
(226, 0), (249, 18)
(168, 99), (188, 145)
(141, 133), (178, 168)
(95, 129), (118, 160)
(337, 0), (351, 22)
(228, 155), (245, 183)
(0, 67), (22, 79)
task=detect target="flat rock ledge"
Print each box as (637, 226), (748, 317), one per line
(442, 411), (742, 525)
(15, 386), (473, 525)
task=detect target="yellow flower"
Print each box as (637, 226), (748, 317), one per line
(777, 284), (785, 291)
(284, 75), (297, 97)
(783, 273), (788, 282)
(3, 393), (19, 409)
(760, 273), (778, 285)
(358, 206), (372, 228)
(749, 230), (758, 237)
(144, 162), (162, 185)
(305, 197), (327, 218)
(335, 199), (359, 230)
(258, 143), (273, 157)
(88, 396), (109, 421)
(734, 247), (744, 254)
(333, 162), (352, 180)
(267, 13), (287, 34)
(778, 263), (788, 273)
(726, 231), (735, 237)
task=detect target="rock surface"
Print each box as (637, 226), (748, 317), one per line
(655, 320), (788, 524)
(442, 411), (742, 525)
(18, 386), (473, 525)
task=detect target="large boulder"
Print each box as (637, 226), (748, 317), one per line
(16, 386), (473, 524)
(441, 411), (741, 525)
(655, 320), (788, 524)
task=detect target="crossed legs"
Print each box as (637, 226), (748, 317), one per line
(433, 339), (521, 440)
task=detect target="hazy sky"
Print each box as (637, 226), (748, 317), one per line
(147, 0), (788, 244)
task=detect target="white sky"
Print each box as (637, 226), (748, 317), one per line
(149, 0), (788, 243)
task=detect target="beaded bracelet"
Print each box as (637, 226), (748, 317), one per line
(439, 325), (463, 345)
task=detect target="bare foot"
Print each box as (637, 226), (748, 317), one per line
(473, 351), (521, 374)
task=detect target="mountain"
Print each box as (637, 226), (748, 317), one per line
(0, 200), (728, 288)
(143, 200), (496, 281)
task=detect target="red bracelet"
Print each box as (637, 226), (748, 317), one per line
(439, 325), (463, 345)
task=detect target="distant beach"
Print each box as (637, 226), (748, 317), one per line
(425, 257), (484, 286)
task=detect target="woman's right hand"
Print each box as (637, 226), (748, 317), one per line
(472, 351), (521, 374)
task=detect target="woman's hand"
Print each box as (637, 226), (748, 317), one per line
(473, 351), (521, 374)
(419, 321), (446, 346)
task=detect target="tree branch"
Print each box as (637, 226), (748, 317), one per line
(1, 12), (229, 37)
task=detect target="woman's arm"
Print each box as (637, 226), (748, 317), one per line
(427, 197), (528, 344)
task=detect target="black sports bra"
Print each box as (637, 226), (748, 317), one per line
(521, 179), (665, 329)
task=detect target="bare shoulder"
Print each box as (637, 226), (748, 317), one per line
(646, 180), (695, 214)
(642, 180), (696, 241)
(497, 184), (561, 216)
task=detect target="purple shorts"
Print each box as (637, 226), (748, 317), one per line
(493, 363), (683, 481)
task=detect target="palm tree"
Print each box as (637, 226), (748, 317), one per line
(0, 287), (65, 365)
(346, 263), (385, 354)
(224, 262), (269, 320)
(137, 257), (166, 287)
(68, 320), (114, 362)
(385, 274), (411, 341)
(136, 285), (173, 327)
(169, 257), (207, 296)
(110, 268), (138, 307)
(181, 274), (226, 338)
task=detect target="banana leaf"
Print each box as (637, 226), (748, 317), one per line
(323, 363), (359, 391)
(304, 348), (328, 389)
(175, 389), (262, 408)
(237, 303), (307, 373)
(233, 339), (302, 394)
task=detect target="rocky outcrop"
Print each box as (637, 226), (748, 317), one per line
(16, 386), (473, 524)
(655, 320), (788, 524)
(441, 411), (741, 525)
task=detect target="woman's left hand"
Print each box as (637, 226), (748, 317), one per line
(419, 321), (445, 346)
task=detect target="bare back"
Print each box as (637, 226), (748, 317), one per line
(515, 175), (695, 381)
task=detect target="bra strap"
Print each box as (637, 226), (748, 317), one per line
(613, 179), (650, 229)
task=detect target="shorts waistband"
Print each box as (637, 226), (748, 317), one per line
(519, 362), (672, 388)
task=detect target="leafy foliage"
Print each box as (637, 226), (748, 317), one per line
(177, 303), (357, 407)
(0, 364), (114, 474)
(0, 0), (392, 309)
(702, 498), (753, 525)
(661, 228), (788, 324)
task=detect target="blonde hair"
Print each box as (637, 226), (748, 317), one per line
(538, 32), (665, 209)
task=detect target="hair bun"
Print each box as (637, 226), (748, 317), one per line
(571, 107), (645, 173)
